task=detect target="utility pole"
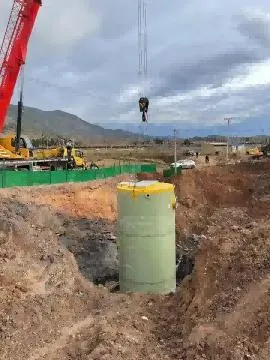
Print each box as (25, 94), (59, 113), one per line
(224, 117), (232, 162)
(173, 129), (177, 175)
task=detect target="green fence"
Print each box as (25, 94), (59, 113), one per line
(0, 163), (157, 189)
(163, 166), (182, 178)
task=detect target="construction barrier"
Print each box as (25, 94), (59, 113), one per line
(0, 163), (157, 189)
(163, 167), (182, 178)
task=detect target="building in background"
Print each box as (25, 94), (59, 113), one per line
(201, 142), (231, 155)
(232, 144), (247, 154)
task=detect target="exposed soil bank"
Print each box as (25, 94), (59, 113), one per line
(0, 162), (270, 359)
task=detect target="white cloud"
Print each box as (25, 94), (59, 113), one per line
(116, 59), (270, 124)
(116, 79), (152, 103)
(154, 59), (270, 106)
(117, 85), (142, 103)
(30, 1), (100, 55)
(243, 7), (270, 22)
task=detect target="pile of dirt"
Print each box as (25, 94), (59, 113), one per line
(0, 176), (133, 223)
(137, 161), (270, 359)
(0, 179), (167, 360)
(0, 198), (100, 359)
(173, 163), (254, 235)
(140, 160), (270, 234)
(151, 208), (270, 359)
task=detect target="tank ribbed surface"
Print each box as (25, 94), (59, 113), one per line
(117, 180), (176, 294)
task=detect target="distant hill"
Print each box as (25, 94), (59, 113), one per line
(4, 105), (136, 144)
(113, 117), (270, 138)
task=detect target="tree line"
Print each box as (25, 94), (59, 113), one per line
(31, 136), (81, 148)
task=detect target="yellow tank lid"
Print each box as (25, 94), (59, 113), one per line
(117, 180), (174, 195)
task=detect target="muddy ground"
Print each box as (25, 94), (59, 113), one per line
(0, 160), (270, 359)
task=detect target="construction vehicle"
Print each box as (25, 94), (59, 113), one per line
(0, 1), (87, 171)
(246, 146), (263, 159)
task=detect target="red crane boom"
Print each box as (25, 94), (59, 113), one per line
(0, 0), (41, 132)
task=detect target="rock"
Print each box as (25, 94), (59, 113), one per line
(245, 222), (256, 229)
(15, 283), (28, 293)
(240, 229), (252, 236)
(180, 197), (194, 208)
(141, 316), (149, 321)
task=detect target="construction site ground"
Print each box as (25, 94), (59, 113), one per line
(1, 159), (270, 359)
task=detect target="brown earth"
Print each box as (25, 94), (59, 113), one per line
(0, 160), (270, 359)
(1, 177), (125, 222)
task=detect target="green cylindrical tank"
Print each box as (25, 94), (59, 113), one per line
(117, 180), (176, 294)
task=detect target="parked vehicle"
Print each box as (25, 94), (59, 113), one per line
(170, 159), (196, 169)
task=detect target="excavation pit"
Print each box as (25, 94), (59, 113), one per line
(1, 161), (270, 359)
(58, 219), (119, 287)
(59, 218), (197, 290)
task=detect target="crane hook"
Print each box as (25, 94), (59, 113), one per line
(138, 97), (149, 122)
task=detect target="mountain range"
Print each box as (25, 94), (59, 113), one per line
(4, 105), (136, 144)
(4, 104), (270, 142)
(106, 117), (270, 138)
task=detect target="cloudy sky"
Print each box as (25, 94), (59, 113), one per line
(1, 0), (270, 132)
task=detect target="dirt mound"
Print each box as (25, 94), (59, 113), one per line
(0, 177), (129, 287)
(140, 160), (270, 235)
(0, 183), (165, 360)
(137, 160), (270, 359)
(0, 199), (98, 359)
(151, 208), (270, 359)
(1, 176), (130, 222)
(173, 164), (254, 234)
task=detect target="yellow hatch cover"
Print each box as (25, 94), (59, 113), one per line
(117, 180), (174, 195)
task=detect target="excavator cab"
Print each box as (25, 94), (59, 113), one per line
(63, 144), (87, 169)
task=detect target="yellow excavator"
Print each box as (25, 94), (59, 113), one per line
(246, 146), (263, 159)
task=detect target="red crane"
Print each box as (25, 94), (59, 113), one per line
(0, 0), (42, 133)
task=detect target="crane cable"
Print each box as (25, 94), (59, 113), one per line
(138, 0), (149, 138)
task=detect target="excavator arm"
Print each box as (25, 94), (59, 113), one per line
(0, 0), (42, 133)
